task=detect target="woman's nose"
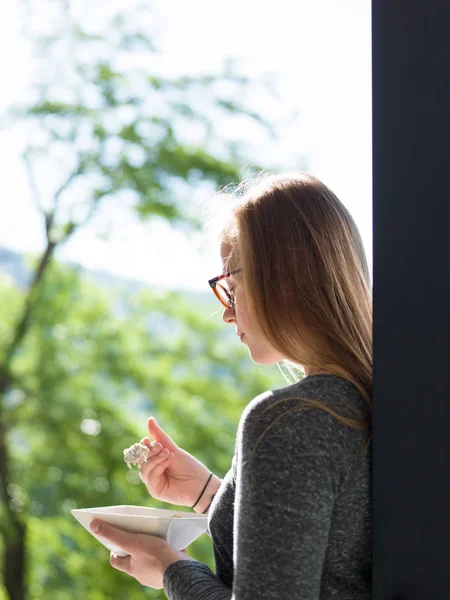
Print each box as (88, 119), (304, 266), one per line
(222, 306), (236, 324)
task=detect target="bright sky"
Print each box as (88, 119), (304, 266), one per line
(0, 0), (372, 291)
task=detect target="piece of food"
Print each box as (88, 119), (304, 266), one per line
(123, 442), (150, 469)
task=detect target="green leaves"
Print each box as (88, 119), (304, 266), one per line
(5, 0), (273, 246)
(96, 64), (120, 84)
(118, 123), (142, 144)
(29, 102), (90, 117)
(0, 3), (280, 597)
(1, 261), (278, 598)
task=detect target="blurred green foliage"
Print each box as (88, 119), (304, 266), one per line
(10, 0), (274, 236)
(0, 2), (280, 598)
(0, 264), (281, 599)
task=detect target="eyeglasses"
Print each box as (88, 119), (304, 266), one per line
(208, 269), (242, 309)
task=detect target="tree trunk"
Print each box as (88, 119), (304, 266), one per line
(2, 241), (56, 370)
(3, 521), (26, 600)
(0, 420), (26, 600)
(0, 239), (56, 600)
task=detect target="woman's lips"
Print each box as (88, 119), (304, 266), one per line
(239, 333), (245, 342)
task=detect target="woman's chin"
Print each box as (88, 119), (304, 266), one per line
(248, 348), (283, 366)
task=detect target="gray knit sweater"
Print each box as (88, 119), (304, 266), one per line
(163, 374), (372, 599)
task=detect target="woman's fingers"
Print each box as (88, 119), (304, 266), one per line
(147, 417), (177, 451)
(136, 420), (177, 492)
(110, 552), (132, 574)
(139, 446), (172, 480)
(140, 437), (162, 451)
(147, 452), (175, 481)
(139, 443), (164, 475)
(90, 520), (136, 554)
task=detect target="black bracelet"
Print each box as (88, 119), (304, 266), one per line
(191, 472), (213, 509)
(202, 493), (217, 514)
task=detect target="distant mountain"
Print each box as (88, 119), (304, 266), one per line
(0, 245), (214, 306)
(0, 247), (30, 288)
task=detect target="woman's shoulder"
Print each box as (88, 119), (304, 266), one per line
(245, 374), (368, 419)
(237, 374), (370, 454)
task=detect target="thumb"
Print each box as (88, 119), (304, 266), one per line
(90, 520), (135, 554)
(147, 417), (178, 451)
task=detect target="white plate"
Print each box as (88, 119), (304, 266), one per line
(72, 505), (208, 557)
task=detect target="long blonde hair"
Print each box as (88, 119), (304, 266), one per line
(214, 171), (372, 447)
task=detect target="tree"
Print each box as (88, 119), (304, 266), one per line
(0, 264), (279, 600)
(0, 1), (278, 598)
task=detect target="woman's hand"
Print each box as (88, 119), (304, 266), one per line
(90, 519), (194, 589)
(139, 417), (221, 511)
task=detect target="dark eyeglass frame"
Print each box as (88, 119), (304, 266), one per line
(208, 269), (242, 309)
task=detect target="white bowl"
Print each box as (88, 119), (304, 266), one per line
(72, 505), (208, 557)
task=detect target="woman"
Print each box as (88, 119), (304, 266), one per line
(90, 171), (373, 599)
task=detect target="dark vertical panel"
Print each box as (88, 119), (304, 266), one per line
(373, 1), (450, 598)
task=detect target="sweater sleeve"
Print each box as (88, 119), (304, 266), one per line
(163, 394), (341, 600)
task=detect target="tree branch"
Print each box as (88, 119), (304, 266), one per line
(22, 152), (85, 241)
(0, 239), (56, 399)
(52, 165), (84, 207)
(45, 164), (85, 242)
(22, 150), (44, 215)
